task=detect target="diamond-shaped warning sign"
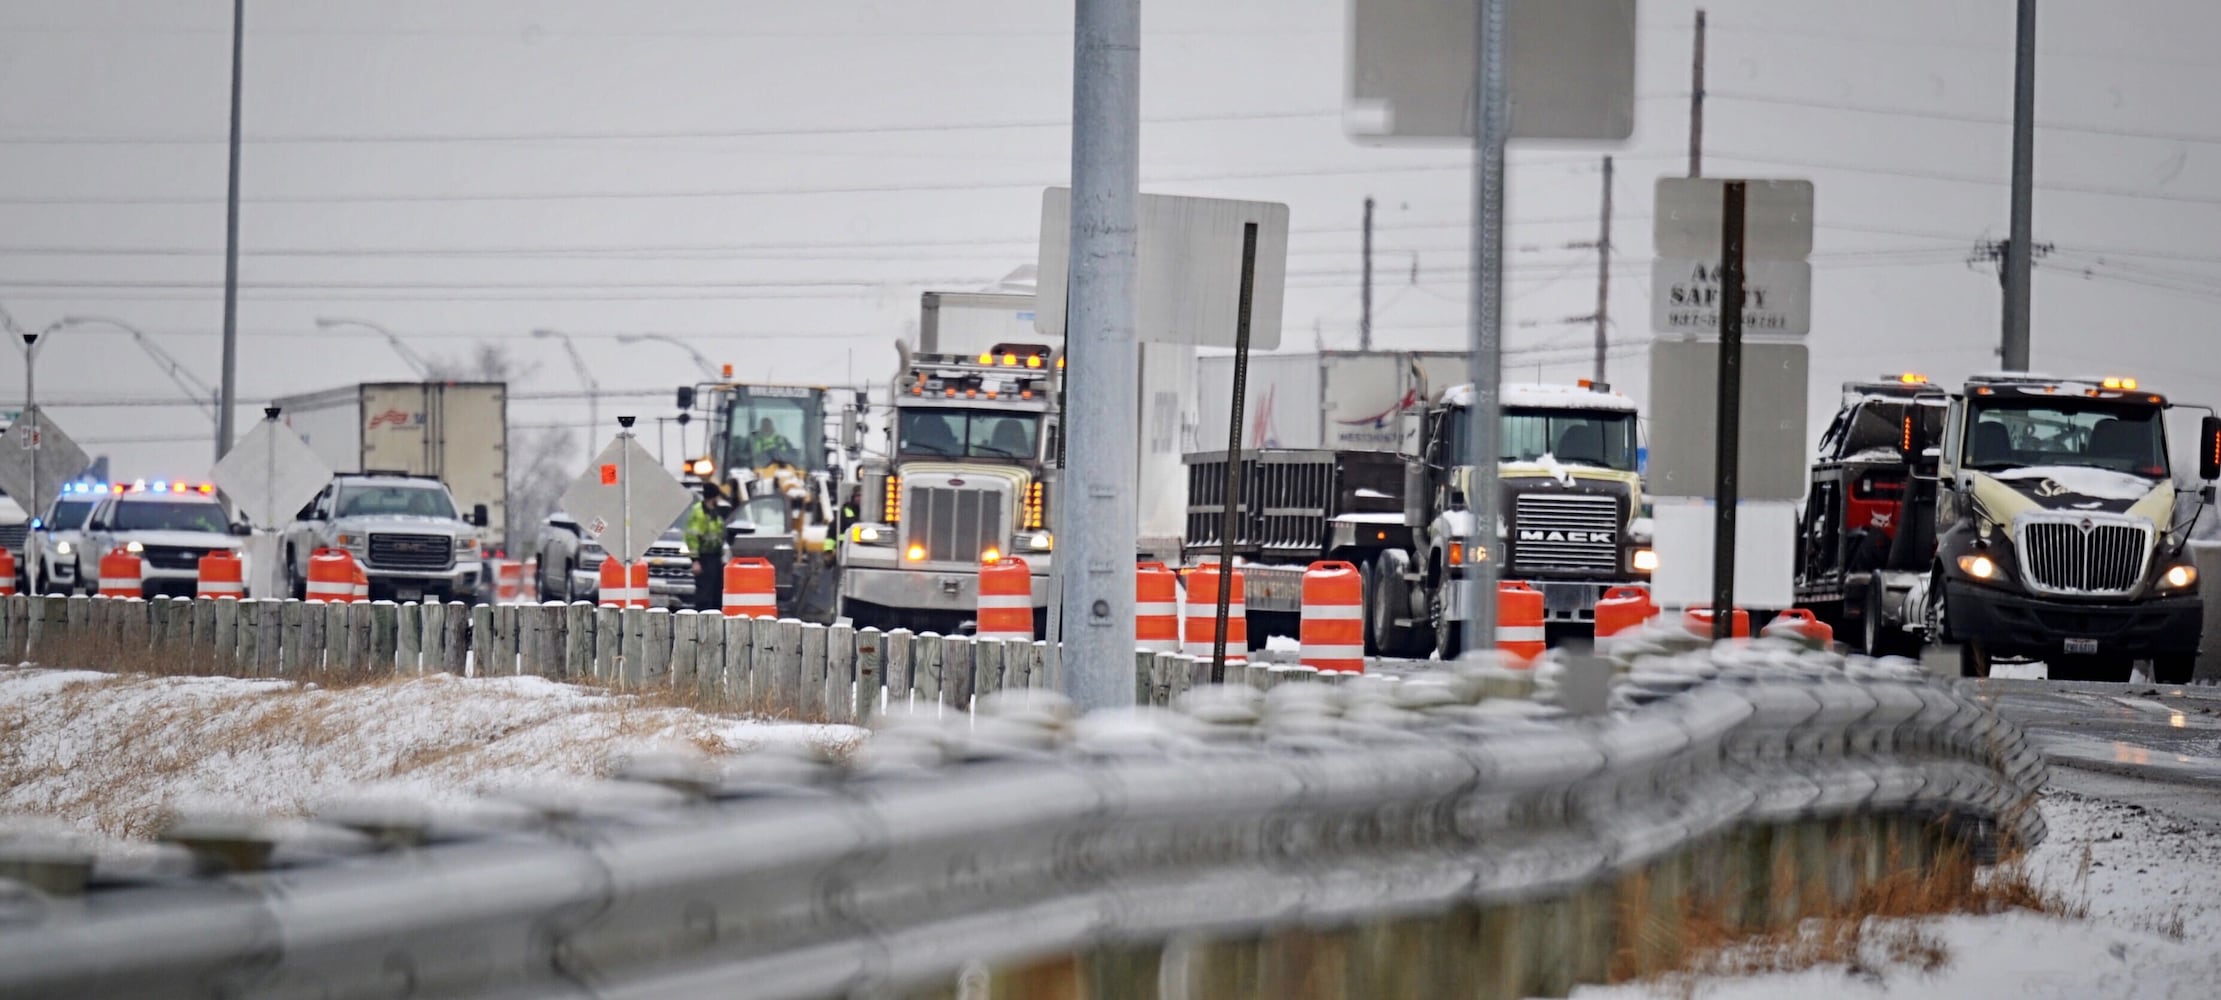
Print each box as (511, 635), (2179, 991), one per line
(0, 406), (92, 516)
(559, 434), (693, 564)
(213, 416), (334, 528)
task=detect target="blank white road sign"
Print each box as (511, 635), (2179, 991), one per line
(1650, 499), (1797, 609)
(213, 416), (334, 527)
(1650, 258), (1813, 338)
(560, 434), (695, 565)
(1653, 178), (1815, 260)
(1346, 0), (1637, 142)
(1035, 187), (1288, 350)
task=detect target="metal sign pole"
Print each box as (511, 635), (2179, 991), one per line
(1463, 0), (1509, 657)
(1710, 181), (1748, 641)
(23, 335), (37, 534)
(1211, 223), (1261, 683)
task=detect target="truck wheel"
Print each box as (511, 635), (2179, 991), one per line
(1862, 574), (1914, 658)
(1367, 551), (1424, 659)
(1432, 589), (1462, 661)
(283, 550), (306, 600)
(2152, 655), (2195, 685)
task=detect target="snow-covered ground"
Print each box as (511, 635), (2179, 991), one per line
(0, 666), (863, 842)
(1578, 785), (2221, 999)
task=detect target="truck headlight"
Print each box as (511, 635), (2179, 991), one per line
(1631, 547), (1658, 572)
(1022, 531), (1053, 552)
(54, 541), (73, 556)
(848, 523), (892, 545)
(1957, 553), (2000, 581)
(335, 533), (366, 551)
(124, 540), (144, 554)
(454, 536), (476, 553)
(2162, 563), (2198, 591)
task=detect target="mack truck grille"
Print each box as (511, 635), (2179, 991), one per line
(368, 533), (453, 572)
(2017, 518), (2150, 596)
(1511, 494), (1619, 572)
(904, 485), (1007, 563)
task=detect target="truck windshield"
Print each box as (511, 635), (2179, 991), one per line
(1830, 398), (1946, 459)
(337, 485), (458, 519)
(1966, 400), (2168, 476)
(725, 390), (825, 471)
(898, 409), (1041, 461)
(112, 500), (229, 533)
(1443, 407), (1639, 471)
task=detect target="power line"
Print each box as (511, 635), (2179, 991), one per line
(0, 107), (1344, 147)
(1711, 90), (2221, 148)
(1711, 150), (2221, 209)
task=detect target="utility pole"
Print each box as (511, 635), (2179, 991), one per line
(2002, 0), (2036, 371)
(1594, 156), (1613, 382)
(1689, 9), (1706, 178)
(1360, 196), (1375, 351)
(1464, 0), (1509, 657)
(1060, 0), (1140, 709)
(216, 0), (245, 460)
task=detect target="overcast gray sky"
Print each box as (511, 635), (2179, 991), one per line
(2, 0), (2217, 478)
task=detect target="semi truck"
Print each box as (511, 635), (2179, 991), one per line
(1187, 377), (1653, 656)
(1877, 372), (2221, 682)
(1793, 373), (1948, 656)
(269, 382), (509, 546)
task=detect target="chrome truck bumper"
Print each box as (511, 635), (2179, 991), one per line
(841, 565), (1053, 613)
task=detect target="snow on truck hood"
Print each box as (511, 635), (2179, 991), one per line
(1439, 382), (1637, 412)
(1987, 466), (2161, 502)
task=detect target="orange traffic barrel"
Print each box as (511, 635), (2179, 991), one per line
(306, 548), (356, 602)
(1684, 605), (1752, 639)
(1763, 608), (1835, 647)
(1135, 561), (1180, 652)
(98, 548), (143, 599)
(349, 559), (370, 603)
(598, 559), (649, 609)
(494, 560), (524, 603)
(722, 557), (777, 618)
(197, 550), (245, 599)
(976, 556), (1034, 641)
(1496, 581), (1546, 665)
(1181, 563), (1247, 665)
(1299, 560), (1365, 673)
(0, 548), (15, 596)
(1593, 585), (1657, 644)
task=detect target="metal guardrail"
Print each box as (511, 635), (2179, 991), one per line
(0, 638), (2045, 1000)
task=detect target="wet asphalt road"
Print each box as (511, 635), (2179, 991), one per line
(1976, 678), (2221, 822)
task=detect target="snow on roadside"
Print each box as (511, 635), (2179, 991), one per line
(0, 666), (864, 842)
(1575, 788), (2221, 999)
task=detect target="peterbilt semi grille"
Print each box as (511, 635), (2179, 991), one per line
(1511, 494), (1620, 572)
(2017, 518), (2150, 595)
(367, 533), (453, 572)
(904, 485), (1007, 563)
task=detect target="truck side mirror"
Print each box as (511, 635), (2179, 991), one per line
(840, 408), (859, 452)
(2202, 416), (2221, 481)
(472, 503), (490, 527)
(676, 386), (696, 411)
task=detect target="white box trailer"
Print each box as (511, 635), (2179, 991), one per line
(1192, 350), (1470, 454)
(269, 382), (510, 543)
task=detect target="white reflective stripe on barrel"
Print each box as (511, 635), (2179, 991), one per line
(1496, 626), (1546, 643)
(1300, 604), (1363, 620)
(975, 595), (1034, 609)
(1301, 644), (1365, 661)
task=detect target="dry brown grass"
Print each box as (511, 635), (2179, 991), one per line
(1632, 830), (2080, 994)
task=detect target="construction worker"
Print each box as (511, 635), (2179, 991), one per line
(685, 481), (729, 611)
(746, 418), (797, 467)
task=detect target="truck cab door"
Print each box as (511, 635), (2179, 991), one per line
(1935, 398), (1969, 525)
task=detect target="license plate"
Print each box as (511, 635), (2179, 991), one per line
(2064, 637), (2099, 655)
(396, 587), (423, 603)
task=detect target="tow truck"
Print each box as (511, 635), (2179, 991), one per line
(1794, 373), (1948, 655)
(1883, 373), (2221, 682)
